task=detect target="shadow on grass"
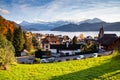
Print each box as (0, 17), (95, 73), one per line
(51, 55), (120, 80)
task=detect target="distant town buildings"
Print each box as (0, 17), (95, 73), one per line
(29, 25), (119, 55)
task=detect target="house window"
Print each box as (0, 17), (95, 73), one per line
(46, 45), (48, 48)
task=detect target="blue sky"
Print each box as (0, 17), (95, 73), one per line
(0, 0), (120, 23)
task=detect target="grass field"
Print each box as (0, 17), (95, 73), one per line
(0, 52), (120, 80)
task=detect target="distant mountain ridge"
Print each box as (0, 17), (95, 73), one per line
(20, 18), (120, 31)
(79, 18), (104, 24)
(51, 22), (120, 31)
(20, 20), (70, 31)
(20, 18), (104, 31)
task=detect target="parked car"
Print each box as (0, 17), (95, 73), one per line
(40, 57), (55, 63)
(79, 55), (85, 58)
(76, 57), (81, 60)
(76, 55), (84, 60)
(93, 53), (98, 58)
(40, 59), (49, 63)
(52, 53), (60, 57)
(48, 57), (55, 62)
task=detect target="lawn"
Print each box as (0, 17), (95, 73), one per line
(0, 52), (120, 80)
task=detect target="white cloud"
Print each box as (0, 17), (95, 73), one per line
(0, 8), (10, 14)
(1, 0), (120, 22)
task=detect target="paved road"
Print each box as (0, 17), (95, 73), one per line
(16, 51), (112, 63)
(54, 51), (112, 61)
(16, 56), (35, 64)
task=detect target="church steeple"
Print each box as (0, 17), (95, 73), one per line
(98, 26), (104, 39)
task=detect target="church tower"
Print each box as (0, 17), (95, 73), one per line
(98, 26), (104, 39)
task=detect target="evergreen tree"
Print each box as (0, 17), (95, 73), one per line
(13, 26), (25, 56)
(6, 28), (13, 42)
(32, 37), (39, 49)
(24, 32), (33, 51)
(72, 36), (77, 44)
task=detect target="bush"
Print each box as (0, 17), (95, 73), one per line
(35, 49), (44, 58)
(44, 51), (51, 57)
(57, 60), (62, 62)
(66, 58), (70, 61)
(0, 35), (16, 70)
(73, 58), (77, 60)
(27, 49), (36, 56)
(33, 58), (40, 64)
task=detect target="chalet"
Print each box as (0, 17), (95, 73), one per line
(42, 36), (60, 51)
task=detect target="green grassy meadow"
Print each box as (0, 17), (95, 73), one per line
(0, 52), (120, 80)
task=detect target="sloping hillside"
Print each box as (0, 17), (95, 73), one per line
(0, 52), (120, 80)
(0, 15), (19, 35)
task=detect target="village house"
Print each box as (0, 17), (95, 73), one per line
(114, 37), (120, 50)
(41, 35), (60, 51)
(50, 42), (81, 56)
(62, 35), (71, 44)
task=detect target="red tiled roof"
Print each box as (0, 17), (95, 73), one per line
(42, 36), (60, 43)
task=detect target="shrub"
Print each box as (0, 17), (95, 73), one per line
(98, 55), (102, 57)
(33, 58), (40, 64)
(35, 49), (44, 58)
(73, 58), (77, 60)
(66, 58), (70, 61)
(27, 49), (36, 56)
(44, 51), (51, 57)
(0, 35), (16, 70)
(57, 60), (61, 62)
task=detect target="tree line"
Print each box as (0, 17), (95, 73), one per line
(0, 15), (38, 69)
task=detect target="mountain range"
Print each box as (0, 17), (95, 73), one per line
(20, 18), (120, 31)
(20, 20), (70, 31)
(52, 22), (120, 31)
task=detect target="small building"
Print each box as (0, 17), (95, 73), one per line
(21, 49), (29, 56)
(112, 37), (120, 51)
(50, 43), (81, 55)
(42, 36), (60, 51)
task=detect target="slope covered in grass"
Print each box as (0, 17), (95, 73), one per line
(0, 52), (120, 80)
